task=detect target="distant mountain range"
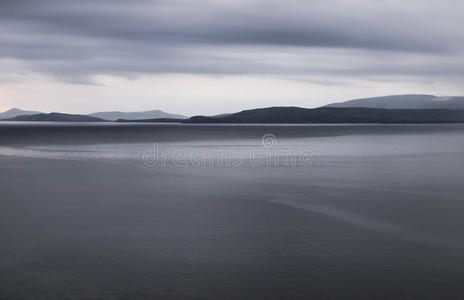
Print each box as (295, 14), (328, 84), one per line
(8, 113), (105, 122)
(3, 94), (464, 123)
(0, 108), (188, 122)
(325, 94), (464, 109)
(186, 107), (464, 124)
(88, 110), (188, 121)
(0, 108), (42, 119)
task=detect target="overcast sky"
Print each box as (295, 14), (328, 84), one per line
(0, 0), (463, 115)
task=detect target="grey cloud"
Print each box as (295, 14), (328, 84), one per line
(0, 0), (463, 82)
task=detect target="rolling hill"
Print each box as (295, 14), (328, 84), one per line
(7, 113), (106, 122)
(0, 108), (42, 119)
(88, 110), (188, 121)
(324, 94), (464, 109)
(186, 107), (464, 124)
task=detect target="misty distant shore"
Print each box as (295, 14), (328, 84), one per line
(4, 95), (464, 124)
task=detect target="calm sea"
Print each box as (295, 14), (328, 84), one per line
(1, 123), (464, 299)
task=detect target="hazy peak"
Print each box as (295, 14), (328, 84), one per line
(324, 94), (464, 109)
(0, 108), (42, 119)
(88, 110), (188, 121)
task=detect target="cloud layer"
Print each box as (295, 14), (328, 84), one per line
(1, 0), (463, 81)
(0, 0), (463, 114)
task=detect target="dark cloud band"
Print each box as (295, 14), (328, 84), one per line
(0, 0), (463, 82)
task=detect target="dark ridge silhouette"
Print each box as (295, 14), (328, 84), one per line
(184, 107), (464, 123)
(6, 113), (106, 122)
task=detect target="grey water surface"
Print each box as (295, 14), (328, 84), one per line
(1, 123), (464, 299)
